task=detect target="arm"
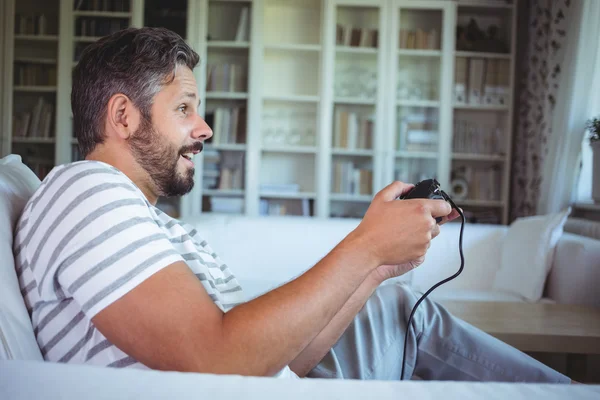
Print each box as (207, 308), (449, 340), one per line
(288, 209), (460, 377)
(91, 182), (452, 376)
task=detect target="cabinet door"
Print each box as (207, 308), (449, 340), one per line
(253, 0), (324, 218)
(327, 0), (387, 219)
(385, 0), (454, 192)
(199, 0), (252, 218)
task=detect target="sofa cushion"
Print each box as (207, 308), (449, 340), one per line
(0, 155), (43, 360)
(492, 207), (571, 302)
(544, 232), (600, 307)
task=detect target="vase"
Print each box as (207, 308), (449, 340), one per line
(593, 141), (600, 203)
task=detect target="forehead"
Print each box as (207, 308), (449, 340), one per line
(161, 66), (198, 98)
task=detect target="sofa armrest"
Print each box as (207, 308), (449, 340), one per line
(544, 233), (600, 306)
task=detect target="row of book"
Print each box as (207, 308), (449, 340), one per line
(75, 17), (128, 38)
(14, 64), (57, 87)
(397, 114), (438, 152)
(455, 58), (510, 106)
(74, 0), (130, 12)
(333, 110), (374, 150)
(14, 14), (50, 35)
(206, 63), (248, 93)
(259, 199), (311, 217)
(452, 165), (502, 201)
(202, 150), (245, 191)
(205, 107), (247, 145)
(399, 28), (439, 50)
(207, 197), (244, 215)
(336, 25), (379, 48)
(12, 97), (54, 138)
(331, 162), (373, 196)
(452, 119), (504, 155)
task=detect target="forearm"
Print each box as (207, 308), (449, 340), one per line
(287, 273), (381, 377)
(217, 236), (378, 377)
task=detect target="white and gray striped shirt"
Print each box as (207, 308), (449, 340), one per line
(13, 160), (247, 369)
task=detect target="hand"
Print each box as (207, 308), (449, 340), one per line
(344, 181), (453, 273)
(370, 207), (460, 284)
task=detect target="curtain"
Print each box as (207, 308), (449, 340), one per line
(537, 0), (600, 214)
(511, 0), (600, 220)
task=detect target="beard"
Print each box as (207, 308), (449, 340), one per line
(128, 116), (201, 197)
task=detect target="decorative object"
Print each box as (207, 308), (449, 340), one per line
(587, 116), (600, 202)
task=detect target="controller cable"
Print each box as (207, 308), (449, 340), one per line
(400, 195), (465, 380)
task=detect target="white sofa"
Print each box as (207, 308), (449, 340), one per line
(2, 154), (600, 399)
(186, 212), (600, 307)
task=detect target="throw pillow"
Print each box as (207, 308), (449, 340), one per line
(491, 207), (572, 302)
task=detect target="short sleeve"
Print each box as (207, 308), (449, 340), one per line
(28, 163), (184, 319)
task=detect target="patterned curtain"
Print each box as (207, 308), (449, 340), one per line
(510, 0), (572, 221)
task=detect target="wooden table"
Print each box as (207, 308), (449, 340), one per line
(439, 301), (600, 355)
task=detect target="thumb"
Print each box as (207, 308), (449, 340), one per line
(376, 181), (414, 202)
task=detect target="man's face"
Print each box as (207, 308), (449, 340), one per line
(128, 66), (212, 197)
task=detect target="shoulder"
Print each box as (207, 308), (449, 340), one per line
(29, 161), (145, 212)
(20, 161), (150, 238)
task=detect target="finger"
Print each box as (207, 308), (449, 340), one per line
(376, 181), (414, 202)
(431, 222), (441, 239)
(438, 209), (460, 226)
(423, 199), (452, 218)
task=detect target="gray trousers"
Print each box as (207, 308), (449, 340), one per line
(307, 282), (571, 383)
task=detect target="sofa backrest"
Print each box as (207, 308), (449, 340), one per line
(0, 155), (43, 361)
(188, 214), (508, 300)
(545, 232), (600, 307)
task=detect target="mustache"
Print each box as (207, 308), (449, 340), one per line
(179, 141), (204, 154)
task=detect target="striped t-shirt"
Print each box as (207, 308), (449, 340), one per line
(14, 160), (296, 378)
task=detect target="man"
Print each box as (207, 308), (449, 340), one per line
(14, 27), (570, 383)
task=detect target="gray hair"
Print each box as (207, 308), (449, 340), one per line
(71, 27), (200, 157)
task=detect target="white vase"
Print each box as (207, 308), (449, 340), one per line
(593, 141), (600, 203)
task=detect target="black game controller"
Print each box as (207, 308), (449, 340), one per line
(397, 178), (465, 381)
(398, 178), (451, 223)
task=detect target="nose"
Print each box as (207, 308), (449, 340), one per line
(192, 114), (213, 141)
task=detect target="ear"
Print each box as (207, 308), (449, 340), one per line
(105, 93), (141, 140)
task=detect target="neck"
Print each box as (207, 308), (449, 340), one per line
(86, 145), (159, 206)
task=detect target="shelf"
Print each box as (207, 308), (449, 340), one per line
(73, 11), (132, 18)
(336, 46), (378, 55)
(330, 194), (372, 203)
(455, 51), (511, 59)
(14, 57), (57, 64)
(262, 146), (318, 154)
(453, 104), (510, 111)
(397, 99), (440, 108)
(265, 44), (321, 52)
(452, 153), (506, 162)
(206, 92), (248, 100)
(12, 137), (55, 144)
(332, 149), (374, 157)
(456, 0), (515, 9)
(263, 95), (319, 103)
(456, 199), (505, 207)
(573, 201), (600, 212)
(13, 86), (57, 93)
(260, 191), (317, 200)
(396, 151), (438, 159)
(14, 34), (58, 42)
(398, 49), (441, 57)
(74, 36), (102, 42)
(334, 97), (376, 106)
(204, 143), (247, 152)
(203, 189), (245, 197)
(207, 41), (250, 49)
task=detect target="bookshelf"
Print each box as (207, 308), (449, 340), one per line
(1, 0), (518, 224)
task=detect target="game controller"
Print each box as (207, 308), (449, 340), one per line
(397, 178), (465, 381)
(398, 178), (451, 223)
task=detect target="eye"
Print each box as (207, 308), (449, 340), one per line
(178, 105), (188, 114)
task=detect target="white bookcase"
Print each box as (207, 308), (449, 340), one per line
(1, 0), (518, 224)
